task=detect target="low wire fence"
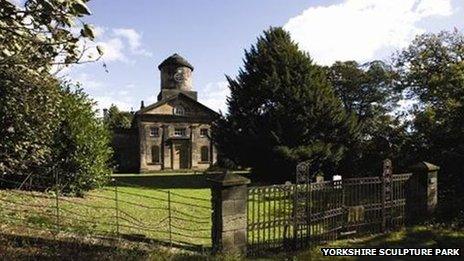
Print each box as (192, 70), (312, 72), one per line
(0, 174), (212, 250)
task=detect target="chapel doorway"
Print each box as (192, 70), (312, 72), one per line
(173, 142), (189, 169)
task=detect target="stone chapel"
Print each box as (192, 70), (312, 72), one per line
(112, 54), (218, 172)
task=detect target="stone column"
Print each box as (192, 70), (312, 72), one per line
(161, 125), (166, 169)
(407, 162), (439, 223)
(190, 125), (198, 169)
(209, 136), (214, 165)
(138, 122), (148, 172)
(162, 125), (171, 169)
(209, 171), (250, 254)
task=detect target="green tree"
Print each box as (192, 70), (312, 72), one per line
(0, 67), (61, 176)
(395, 30), (464, 163)
(103, 105), (134, 130)
(325, 61), (405, 176)
(213, 27), (360, 182)
(0, 0), (111, 193)
(0, 0), (100, 71)
(52, 85), (112, 195)
(326, 61), (399, 123)
(395, 29), (464, 222)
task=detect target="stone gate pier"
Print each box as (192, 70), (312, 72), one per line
(209, 170), (250, 254)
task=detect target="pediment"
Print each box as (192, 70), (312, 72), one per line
(138, 93), (218, 118)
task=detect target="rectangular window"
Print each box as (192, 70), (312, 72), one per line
(149, 127), (159, 137)
(200, 146), (209, 162)
(174, 128), (186, 137)
(151, 146), (160, 164)
(200, 128), (209, 137)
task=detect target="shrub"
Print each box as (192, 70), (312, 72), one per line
(0, 67), (112, 194)
(0, 67), (61, 177)
(52, 85), (112, 194)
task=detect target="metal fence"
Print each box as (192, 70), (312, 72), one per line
(0, 174), (211, 250)
(0, 166), (425, 256)
(246, 173), (414, 255)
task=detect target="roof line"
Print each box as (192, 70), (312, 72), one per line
(136, 92), (219, 116)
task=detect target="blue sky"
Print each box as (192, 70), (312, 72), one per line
(58, 0), (464, 113)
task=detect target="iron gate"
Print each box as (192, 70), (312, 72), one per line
(246, 160), (413, 255)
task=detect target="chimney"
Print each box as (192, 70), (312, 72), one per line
(140, 100), (145, 109)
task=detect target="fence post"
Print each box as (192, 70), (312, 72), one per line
(292, 186), (298, 250)
(54, 169), (60, 234)
(407, 162), (439, 224)
(114, 179), (120, 236)
(209, 170), (250, 254)
(381, 159), (393, 233)
(168, 190), (172, 248)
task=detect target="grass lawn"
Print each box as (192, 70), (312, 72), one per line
(0, 224), (462, 260)
(0, 173), (213, 249)
(292, 225), (464, 260)
(1, 173), (463, 260)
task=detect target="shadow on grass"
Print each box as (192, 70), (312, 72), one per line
(0, 233), (150, 260)
(295, 227), (464, 260)
(119, 233), (212, 253)
(0, 232), (211, 261)
(112, 171), (253, 190)
(113, 173), (213, 189)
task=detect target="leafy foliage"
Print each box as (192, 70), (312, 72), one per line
(213, 27), (361, 182)
(52, 85), (112, 194)
(0, 0), (99, 72)
(0, 0), (110, 194)
(395, 29), (464, 223)
(0, 67), (61, 175)
(103, 105), (134, 130)
(325, 61), (406, 176)
(326, 60), (400, 124)
(0, 67), (112, 194)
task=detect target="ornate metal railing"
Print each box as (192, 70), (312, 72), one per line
(246, 161), (415, 256)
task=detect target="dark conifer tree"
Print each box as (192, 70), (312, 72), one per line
(213, 27), (360, 182)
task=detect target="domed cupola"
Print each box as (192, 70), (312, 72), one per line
(157, 53), (197, 101)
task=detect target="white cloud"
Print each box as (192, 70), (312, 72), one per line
(93, 96), (134, 113)
(92, 85), (138, 113)
(78, 26), (151, 64)
(416, 0), (453, 17)
(125, 83), (136, 89)
(113, 28), (141, 49)
(113, 28), (153, 57)
(283, 0), (453, 65)
(97, 38), (127, 62)
(144, 94), (157, 104)
(76, 35), (128, 64)
(198, 81), (229, 113)
(73, 73), (103, 89)
(93, 26), (106, 38)
(8, 0), (23, 7)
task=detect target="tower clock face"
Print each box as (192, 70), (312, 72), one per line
(173, 68), (184, 82)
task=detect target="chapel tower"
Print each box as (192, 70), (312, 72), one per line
(111, 53), (218, 173)
(157, 53), (197, 101)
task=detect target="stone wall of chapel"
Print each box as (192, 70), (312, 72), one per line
(139, 121), (164, 172)
(139, 121), (216, 172)
(144, 99), (211, 118)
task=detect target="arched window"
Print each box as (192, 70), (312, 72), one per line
(151, 145), (160, 164)
(200, 146), (209, 162)
(173, 105), (185, 116)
